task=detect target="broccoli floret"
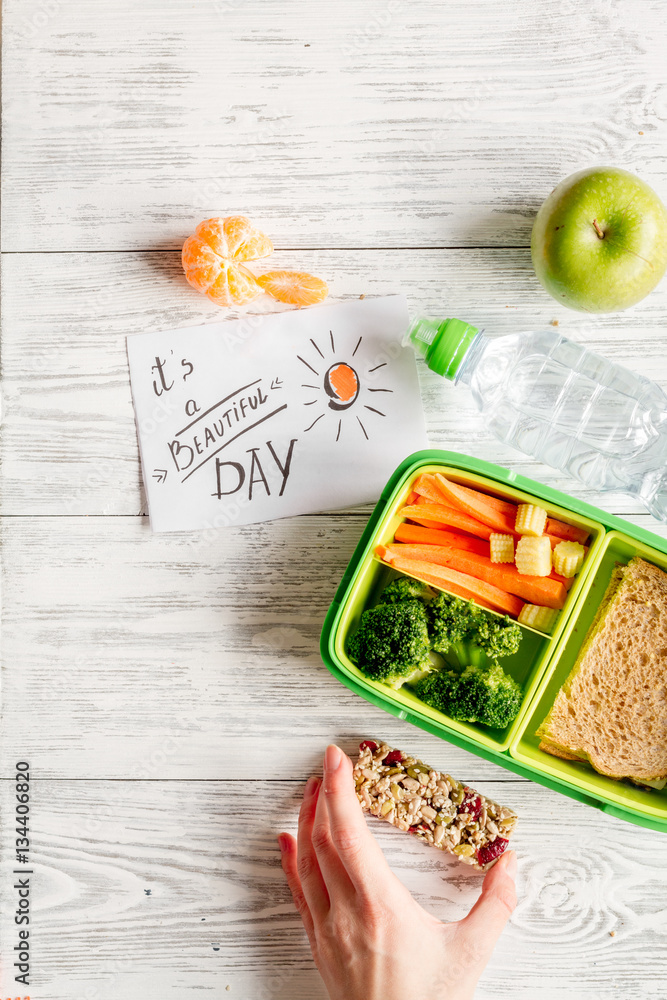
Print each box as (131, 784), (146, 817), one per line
(428, 593), (521, 667)
(453, 615), (522, 668)
(415, 661), (522, 728)
(428, 593), (485, 655)
(473, 614), (522, 661)
(380, 577), (433, 605)
(347, 600), (432, 689)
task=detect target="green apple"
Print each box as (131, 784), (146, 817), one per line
(531, 167), (667, 312)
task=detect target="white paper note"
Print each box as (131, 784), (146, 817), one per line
(126, 295), (428, 532)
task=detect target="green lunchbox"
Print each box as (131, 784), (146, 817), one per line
(320, 449), (667, 833)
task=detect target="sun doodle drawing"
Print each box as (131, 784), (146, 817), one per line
(297, 330), (393, 442)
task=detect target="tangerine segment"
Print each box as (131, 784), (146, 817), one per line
(195, 216), (273, 261)
(182, 234), (222, 293)
(207, 261), (263, 307)
(223, 215), (273, 261)
(257, 270), (329, 306)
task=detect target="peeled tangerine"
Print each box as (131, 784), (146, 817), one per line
(182, 216), (329, 309)
(182, 216), (273, 306)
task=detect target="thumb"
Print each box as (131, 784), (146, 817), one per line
(458, 850), (517, 956)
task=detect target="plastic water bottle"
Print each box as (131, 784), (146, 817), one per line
(405, 316), (667, 521)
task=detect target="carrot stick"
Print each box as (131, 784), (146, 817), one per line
(414, 500), (575, 551)
(406, 515), (453, 530)
(471, 485), (585, 547)
(384, 543), (567, 609)
(415, 470), (590, 548)
(415, 495), (455, 509)
(399, 504), (493, 540)
(411, 474), (450, 505)
(376, 546), (524, 617)
(396, 525), (572, 588)
(434, 474), (517, 533)
(416, 496), (520, 538)
(414, 474), (518, 517)
(405, 490), (419, 505)
(428, 474), (589, 543)
(545, 518), (589, 545)
(394, 522), (490, 555)
(444, 481), (517, 516)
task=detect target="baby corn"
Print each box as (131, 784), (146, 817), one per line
(515, 503), (548, 537)
(489, 533), (515, 564)
(518, 604), (559, 634)
(515, 535), (552, 577)
(553, 540), (585, 578)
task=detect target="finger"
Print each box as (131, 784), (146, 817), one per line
(458, 849), (517, 956)
(278, 832), (316, 948)
(310, 761), (356, 898)
(296, 776), (330, 923)
(321, 744), (393, 896)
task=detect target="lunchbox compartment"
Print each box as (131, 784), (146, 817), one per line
(334, 559), (550, 752)
(328, 457), (605, 753)
(510, 530), (667, 821)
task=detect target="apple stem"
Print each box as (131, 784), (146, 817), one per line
(592, 218), (605, 239)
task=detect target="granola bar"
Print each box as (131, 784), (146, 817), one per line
(353, 740), (517, 871)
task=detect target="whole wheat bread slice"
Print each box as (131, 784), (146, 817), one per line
(537, 556), (667, 781)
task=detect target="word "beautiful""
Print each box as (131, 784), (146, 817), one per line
(168, 383), (283, 477)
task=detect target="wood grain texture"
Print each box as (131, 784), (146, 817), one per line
(1, 778), (667, 1000)
(2, 0), (666, 251)
(3, 0), (667, 996)
(0, 512), (527, 780)
(3, 248), (667, 521)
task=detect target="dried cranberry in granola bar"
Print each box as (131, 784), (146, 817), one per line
(353, 740), (517, 871)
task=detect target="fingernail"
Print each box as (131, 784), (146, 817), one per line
(501, 850), (517, 879)
(304, 776), (319, 797)
(324, 744), (343, 772)
(277, 833), (289, 853)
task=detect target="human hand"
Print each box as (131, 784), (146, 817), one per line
(278, 744), (517, 1000)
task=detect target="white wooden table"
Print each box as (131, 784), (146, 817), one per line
(2, 2), (667, 997)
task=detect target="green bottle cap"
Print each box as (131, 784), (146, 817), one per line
(406, 316), (480, 380)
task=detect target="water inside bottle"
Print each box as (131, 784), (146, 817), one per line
(462, 329), (667, 498)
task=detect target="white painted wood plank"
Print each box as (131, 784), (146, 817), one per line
(2, 0), (666, 250)
(2, 510), (666, 777)
(0, 512), (529, 779)
(2, 1), (667, 993)
(1, 778), (665, 999)
(3, 248), (667, 522)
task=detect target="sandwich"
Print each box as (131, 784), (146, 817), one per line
(537, 556), (667, 784)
